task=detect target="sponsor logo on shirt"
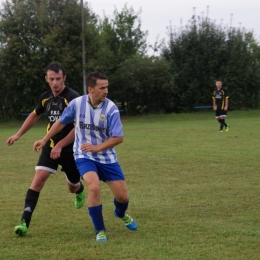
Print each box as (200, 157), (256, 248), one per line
(48, 110), (61, 122)
(79, 121), (105, 131)
(215, 93), (222, 99)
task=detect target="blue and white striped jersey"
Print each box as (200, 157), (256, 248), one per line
(60, 95), (123, 164)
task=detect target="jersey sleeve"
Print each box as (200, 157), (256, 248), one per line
(34, 93), (46, 115)
(60, 99), (76, 124)
(212, 90), (216, 99)
(224, 88), (229, 98)
(107, 107), (123, 137)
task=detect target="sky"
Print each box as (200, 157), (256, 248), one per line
(88, 0), (260, 54)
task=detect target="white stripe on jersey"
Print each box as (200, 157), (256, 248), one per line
(60, 95), (123, 164)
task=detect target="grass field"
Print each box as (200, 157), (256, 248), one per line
(1, 110), (260, 260)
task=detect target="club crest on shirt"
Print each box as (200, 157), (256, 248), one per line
(100, 114), (106, 121)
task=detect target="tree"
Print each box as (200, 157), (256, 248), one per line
(0, 0), (98, 120)
(161, 10), (260, 111)
(219, 30), (260, 109)
(88, 4), (149, 104)
(90, 5), (147, 72)
(112, 55), (177, 114)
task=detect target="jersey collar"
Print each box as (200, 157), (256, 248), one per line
(86, 94), (104, 109)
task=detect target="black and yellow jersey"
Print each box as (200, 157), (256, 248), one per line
(34, 86), (79, 149)
(212, 88), (229, 110)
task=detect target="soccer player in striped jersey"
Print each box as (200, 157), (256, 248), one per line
(33, 71), (137, 242)
(6, 63), (85, 237)
(212, 80), (230, 132)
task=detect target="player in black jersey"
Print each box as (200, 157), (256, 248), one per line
(6, 63), (85, 236)
(212, 80), (230, 132)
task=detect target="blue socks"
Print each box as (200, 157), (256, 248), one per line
(88, 200), (130, 232)
(114, 199), (129, 218)
(88, 205), (105, 232)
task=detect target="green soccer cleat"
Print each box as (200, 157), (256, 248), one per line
(96, 230), (107, 242)
(225, 124), (230, 132)
(114, 211), (137, 230)
(75, 189), (85, 209)
(219, 130), (223, 132)
(14, 220), (28, 237)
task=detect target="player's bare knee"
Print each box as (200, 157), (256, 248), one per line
(88, 185), (100, 198)
(30, 177), (46, 191)
(115, 194), (129, 203)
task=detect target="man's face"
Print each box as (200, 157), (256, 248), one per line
(88, 79), (108, 105)
(216, 81), (222, 89)
(45, 69), (66, 94)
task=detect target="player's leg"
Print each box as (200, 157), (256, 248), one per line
(218, 110), (228, 132)
(76, 158), (106, 242)
(225, 122), (230, 131)
(107, 180), (137, 231)
(215, 110), (222, 131)
(220, 111), (230, 131)
(59, 151), (85, 209)
(102, 162), (137, 231)
(219, 118), (225, 131)
(14, 147), (57, 236)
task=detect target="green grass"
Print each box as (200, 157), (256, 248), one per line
(1, 110), (260, 259)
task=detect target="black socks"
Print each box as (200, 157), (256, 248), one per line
(21, 189), (39, 228)
(76, 181), (84, 194)
(218, 119), (227, 130)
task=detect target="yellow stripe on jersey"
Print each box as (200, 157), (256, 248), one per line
(46, 123), (50, 133)
(50, 139), (55, 148)
(42, 98), (49, 107)
(221, 90), (225, 109)
(46, 122), (55, 148)
(64, 98), (69, 106)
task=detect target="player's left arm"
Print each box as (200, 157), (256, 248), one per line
(224, 97), (229, 111)
(81, 136), (123, 153)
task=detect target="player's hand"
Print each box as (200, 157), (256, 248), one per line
(33, 140), (46, 152)
(80, 143), (98, 153)
(213, 105), (217, 111)
(6, 134), (19, 146)
(50, 144), (62, 159)
(224, 106), (228, 111)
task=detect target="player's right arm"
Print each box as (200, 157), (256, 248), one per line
(50, 127), (75, 159)
(212, 93), (217, 111)
(34, 99), (76, 152)
(212, 99), (217, 111)
(33, 119), (66, 152)
(6, 112), (41, 146)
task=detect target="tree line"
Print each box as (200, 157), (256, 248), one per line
(0, 0), (260, 120)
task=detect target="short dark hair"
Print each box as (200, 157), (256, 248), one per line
(86, 71), (108, 88)
(45, 62), (65, 76)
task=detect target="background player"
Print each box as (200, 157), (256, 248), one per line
(212, 80), (230, 132)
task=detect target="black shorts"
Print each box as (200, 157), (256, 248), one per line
(36, 145), (80, 185)
(215, 109), (227, 118)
